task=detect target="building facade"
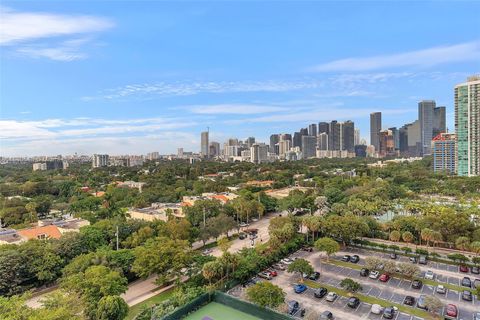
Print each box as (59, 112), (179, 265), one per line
(201, 131), (209, 158)
(432, 133), (456, 175)
(370, 112), (382, 152)
(92, 154), (109, 168)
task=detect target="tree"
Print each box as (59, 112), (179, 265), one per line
(364, 257), (383, 271)
(303, 216), (321, 242)
(202, 260), (223, 285)
(401, 246), (412, 255)
(471, 241), (480, 256)
(246, 282), (285, 308)
(339, 278), (362, 293)
(420, 228), (434, 246)
(314, 237), (340, 261)
(287, 258), (313, 283)
(456, 236), (471, 251)
(397, 262), (420, 279)
(447, 253), (469, 264)
(424, 295), (443, 314)
(402, 231), (414, 244)
(324, 214), (369, 246)
(431, 231), (443, 251)
(96, 295), (129, 320)
(389, 230), (401, 242)
(268, 216), (296, 244)
(383, 260), (397, 275)
(217, 237), (231, 253)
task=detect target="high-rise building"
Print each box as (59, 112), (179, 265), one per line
(250, 143), (268, 164)
(342, 120), (355, 152)
(432, 133), (456, 175)
(455, 76), (480, 176)
(354, 128), (361, 146)
(354, 145), (367, 158)
(317, 133), (329, 150)
(269, 134), (279, 154)
(418, 100), (436, 155)
(293, 132), (303, 149)
(209, 141), (220, 157)
(278, 139), (291, 158)
(318, 122), (329, 134)
(92, 154), (109, 168)
(328, 121), (341, 151)
(246, 137), (256, 148)
(370, 112), (382, 152)
(147, 152), (159, 160)
(177, 148), (184, 158)
(388, 127), (399, 151)
(302, 135), (317, 158)
(399, 125), (409, 154)
(407, 120), (422, 157)
(378, 130), (396, 157)
(433, 106), (446, 137)
(201, 131), (209, 158)
(308, 124), (317, 137)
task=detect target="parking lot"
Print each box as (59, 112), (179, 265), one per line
(229, 247), (480, 319)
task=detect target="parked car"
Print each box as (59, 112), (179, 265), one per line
(424, 270), (435, 280)
(287, 300), (299, 315)
(273, 263), (286, 270)
(281, 258), (294, 265)
(444, 304), (457, 319)
(474, 312), (480, 320)
(320, 311), (333, 319)
(460, 265), (469, 273)
(347, 297), (360, 308)
(436, 284), (446, 294)
(461, 276), (472, 288)
(403, 296), (415, 306)
(462, 290), (473, 301)
(294, 284), (307, 294)
(341, 255), (351, 262)
(308, 271), (320, 280)
(258, 272), (272, 280)
(251, 218), (258, 222)
(239, 222), (249, 227)
(419, 255), (428, 265)
(302, 246), (313, 252)
(371, 304), (384, 315)
(239, 232), (247, 239)
(412, 279), (423, 289)
(325, 292), (338, 302)
(416, 295), (427, 310)
(360, 268), (370, 277)
(390, 253), (397, 259)
(409, 257), (417, 263)
(265, 269), (277, 277)
(383, 306), (396, 319)
(314, 287), (328, 298)
(472, 266), (480, 274)
(369, 270), (380, 279)
(351, 255), (360, 263)
(379, 273), (390, 282)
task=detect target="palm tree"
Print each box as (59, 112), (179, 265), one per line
(420, 228), (434, 247)
(389, 230), (401, 242)
(431, 231), (443, 253)
(455, 236), (471, 251)
(402, 231), (414, 244)
(470, 241), (480, 256)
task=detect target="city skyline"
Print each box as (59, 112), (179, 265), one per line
(1, 2), (480, 156)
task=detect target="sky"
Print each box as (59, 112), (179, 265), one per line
(1, 1), (479, 156)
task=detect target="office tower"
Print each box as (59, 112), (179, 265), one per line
(246, 137), (255, 148)
(45, 159), (63, 170)
(278, 139), (291, 158)
(378, 130), (396, 157)
(209, 141), (220, 157)
(308, 124), (317, 137)
(201, 131), (209, 158)
(147, 152), (159, 160)
(388, 127), (399, 151)
(399, 125), (409, 154)
(250, 143), (268, 164)
(370, 112), (382, 152)
(92, 154), (109, 168)
(328, 120), (341, 151)
(177, 148), (184, 158)
(406, 120), (422, 156)
(354, 128), (361, 146)
(433, 106), (446, 137)
(302, 136), (316, 158)
(418, 100), (436, 155)
(455, 76), (480, 176)
(342, 120), (355, 152)
(317, 133), (329, 150)
(269, 134), (279, 154)
(318, 122), (329, 134)
(293, 132), (302, 149)
(432, 133), (456, 175)
(299, 128), (308, 136)
(354, 145), (367, 157)
(227, 138), (239, 146)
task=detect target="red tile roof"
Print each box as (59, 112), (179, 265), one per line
(18, 225), (62, 240)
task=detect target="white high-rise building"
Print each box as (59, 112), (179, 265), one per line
(201, 131), (209, 158)
(92, 154), (109, 168)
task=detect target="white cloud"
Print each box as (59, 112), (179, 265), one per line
(310, 41), (480, 72)
(186, 104), (288, 115)
(0, 7), (113, 45)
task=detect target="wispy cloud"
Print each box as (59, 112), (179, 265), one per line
(310, 41), (480, 72)
(186, 104), (288, 115)
(0, 6), (113, 60)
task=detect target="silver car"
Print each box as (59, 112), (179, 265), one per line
(325, 292), (338, 302)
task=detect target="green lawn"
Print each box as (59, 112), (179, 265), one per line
(183, 302), (261, 320)
(126, 289), (174, 320)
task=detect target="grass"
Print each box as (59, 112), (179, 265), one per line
(328, 260), (475, 294)
(183, 301), (261, 320)
(303, 279), (431, 319)
(126, 289), (174, 320)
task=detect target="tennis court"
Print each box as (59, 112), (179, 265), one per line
(183, 301), (261, 320)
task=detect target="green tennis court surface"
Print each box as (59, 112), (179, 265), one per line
(183, 302), (261, 320)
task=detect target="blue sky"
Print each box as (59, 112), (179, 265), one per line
(1, 1), (479, 156)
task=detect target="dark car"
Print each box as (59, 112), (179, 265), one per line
(412, 279), (423, 289)
(409, 257), (417, 263)
(403, 296), (415, 306)
(472, 266), (480, 274)
(341, 255), (351, 262)
(347, 297), (360, 308)
(239, 232), (247, 240)
(308, 271), (320, 280)
(390, 253), (397, 259)
(320, 311), (333, 319)
(383, 306), (395, 319)
(314, 287), (328, 298)
(462, 290), (473, 301)
(461, 276), (472, 288)
(360, 268), (370, 277)
(287, 300), (299, 315)
(302, 246), (313, 252)
(351, 255), (360, 263)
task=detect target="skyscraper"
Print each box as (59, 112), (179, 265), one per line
(354, 128), (361, 146)
(201, 131), (209, 158)
(302, 135), (317, 158)
(308, 123), (317, 137)
(455, 76), (480, 176)
(250, 143), (268, 164)
(342, 120), (355, 152)
(370, 112), (382, 152)
(328, 120), (341, 151)
(269, 134), (279, 154)
(432, 133), (456, 175)
(293, 132), (303, 149)
(246, 137), (256, 148)
(418, 100), (436, 155)
(92, 154), (109, 168)
(318, 122), (329, 134)
(209, 141), (220, 157)
(433, 106), (446, 137)
(317, 133), (329, 150)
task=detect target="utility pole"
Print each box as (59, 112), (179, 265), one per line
(115, 225), (119, 251)
(203, 207), (206, 227)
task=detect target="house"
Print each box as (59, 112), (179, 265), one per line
(17, 225), (62, 241)
(128, 203), (184, 222)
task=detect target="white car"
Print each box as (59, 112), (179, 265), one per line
(369, 270), (380, 279)
(424, 270), (435, 280)
(281, 258), (294, 265)
(436, 285), (446, 294)
(325, 292), (338, 302)
(371, 304), (384, 315)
